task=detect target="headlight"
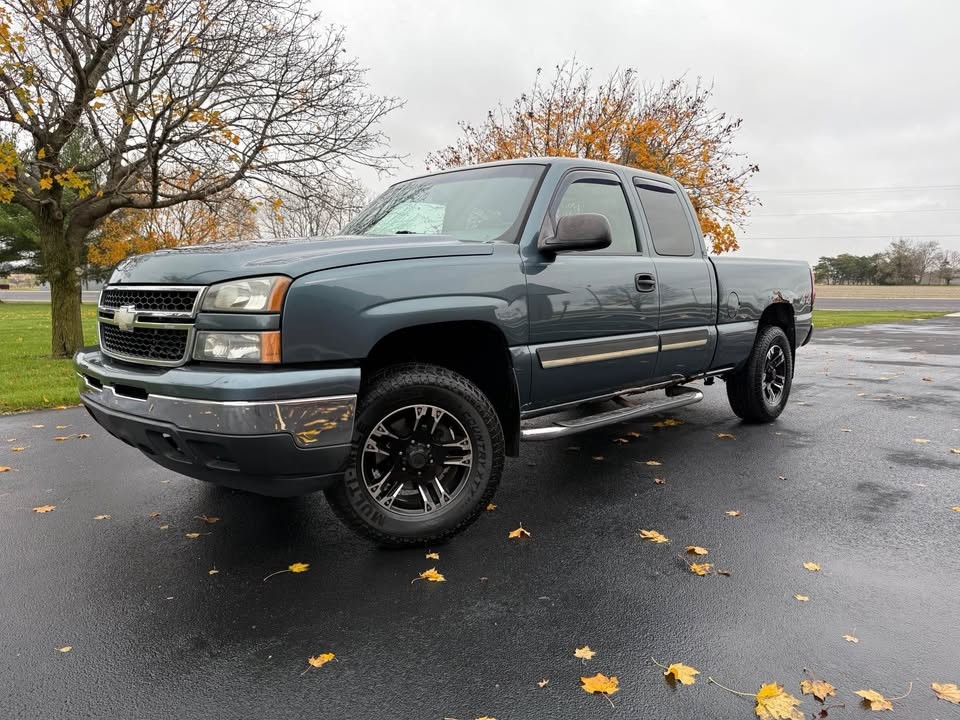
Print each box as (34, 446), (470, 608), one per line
(201, 276), (291, 312)
(194, 331), (281, 363)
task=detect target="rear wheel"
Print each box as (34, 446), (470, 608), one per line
(326, 363), (504, 547)
(725, 325), (793, 422)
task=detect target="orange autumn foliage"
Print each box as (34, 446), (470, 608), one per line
(89, 193), (258, 267)
(427, 62), (759, 253)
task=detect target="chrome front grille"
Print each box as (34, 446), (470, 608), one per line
(98, 285), (204, 366)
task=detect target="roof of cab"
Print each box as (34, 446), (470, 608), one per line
(393, 156), (681, 189)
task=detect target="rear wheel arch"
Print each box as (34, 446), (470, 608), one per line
(758, 302), (796, 362)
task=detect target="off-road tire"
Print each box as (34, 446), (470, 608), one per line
(325, 363), (504, 547)
(725, 325), (793, 423)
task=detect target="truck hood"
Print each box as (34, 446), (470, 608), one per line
(108, 235), (496, 285)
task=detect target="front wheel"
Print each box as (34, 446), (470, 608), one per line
(725, 325), (793, 422)
(325, 363), (504, 547)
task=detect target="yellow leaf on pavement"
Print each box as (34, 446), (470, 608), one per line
(843, 634), (859, 643)
(508, 526), (531, 539)
(803, 562), (821, 572)
(0, 466), (11, 472)
(57, 646), (72, 653)
(690, 563), (713, 576)
(195, 514), (219, 524)
(855, 689), (893, 711)
(414, 567), (445, 583)
(288, 562), (309, 573)
(184, 532), (201, 539)
(307, 652), (335, 668)
(913, 438), (930, 444)
(537, 679), (549, 688)
(951, 507), (960, 513)
(580, 673), (619, 695)
(486, 503), (497, 511)
(794, 594), (809, 602)
(645, 460), (662, 466)
(686, 546), (708, 555)
(12, 446), (26, 452)
(425, 552), (440, 560)
(950, 448), (960, 455)
(664, 662), (699, 685)
(717, 433), (736, 439)
(639, 529), (669, 543)
(94, 514), (111, 521)
(755, 682), (803, 720)
(800, 678), (836, 702)
(725, 510), (741, 517)
(33, 505), (55, 513)
(208, 569), (219, 575)
(653, 418), (683, 427)
(574, 645), (596, 660)
(932, 682), (960, 704)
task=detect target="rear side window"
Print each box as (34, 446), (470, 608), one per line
(634, 182), (697, 257)
(554, 177), (638, 253)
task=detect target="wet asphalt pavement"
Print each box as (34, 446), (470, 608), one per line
(2, 319), (959, 720)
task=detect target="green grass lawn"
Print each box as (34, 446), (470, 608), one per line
(0, 302), (99, 413)
(0, 303), (950, 413)
(812, 309), (947, 330)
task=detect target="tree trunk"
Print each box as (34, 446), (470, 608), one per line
(37, 212), (84, 358)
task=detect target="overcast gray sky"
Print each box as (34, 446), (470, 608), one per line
(318, 0), (960, 264)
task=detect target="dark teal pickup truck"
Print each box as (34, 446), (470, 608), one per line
(75, 158), (814, 545)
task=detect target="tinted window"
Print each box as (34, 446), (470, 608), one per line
(634, 182), (697, 256)
(554, 177), (637, 253)
(343, 164), (545, 243)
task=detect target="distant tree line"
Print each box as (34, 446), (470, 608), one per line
(814, 239), (960, 285)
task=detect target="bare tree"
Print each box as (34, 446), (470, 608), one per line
(0, 0), (399, 356)
(262, 176), (369, 238)
(939, 249), (960, 285)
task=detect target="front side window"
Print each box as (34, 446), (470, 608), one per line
(553, 177), (638, 253)
(342, 164), (545, 243)
(634, 182), (697, 257)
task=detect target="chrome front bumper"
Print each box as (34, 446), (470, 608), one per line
(77, 374), (356, 448)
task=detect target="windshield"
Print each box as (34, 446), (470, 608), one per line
(342, 164), (545, 243)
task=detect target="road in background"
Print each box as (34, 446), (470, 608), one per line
(0, 290), (101, 303)
(815, 297), (960, 311)
(2, 317), (959, 718)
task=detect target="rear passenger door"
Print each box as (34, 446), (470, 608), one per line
(632, 178), (717, 380)
(525, 169), (660, 409)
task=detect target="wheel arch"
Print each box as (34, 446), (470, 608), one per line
(758, 302), (796, 357)
(363, 321), (521, 456)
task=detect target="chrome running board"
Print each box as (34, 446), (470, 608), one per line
(520, 385), (703, 441)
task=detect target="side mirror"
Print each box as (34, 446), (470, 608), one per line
(539, 213), (612, 253)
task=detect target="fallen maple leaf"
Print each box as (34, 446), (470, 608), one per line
(0, 466), (11, 473)
(150, 512), (161, 518)
(195, 514), (219, 524)
(158, 524), (169, 530)
(800, 679), (836, 702)
(57, 646), (73, 653)
(686, 546), (708, 555)
(55, 425), (69, 429)
(725, 510), (741, 517)
(612, 438), (629, 444)
(803, 561), (821, 572)
(581, 673), (619, 696)
(627, 431), (642, 437)
(31, 424), (45, 428)
(843, 633), (859, 643)
(486, 503), (497, 511)
(921, 376), (934, 382)
(289, 562), (309, 573)
(307, 652), (335, 668)
(425, 552), (440, 560)
(639, 529), (669, 543)
(645, 460), (662, 466)
(950, 448), (960, 455)
(185, 532), (201, 539)
(840, 428), (852, 433)
(690, 563), (713, 576)
(94, 514), (111, 521)
(574, 645), (596, 660)
(755, 682), (803, 720)
(716, 433), (736, 439)
(664, 662), (699, 685)
(53, 436), (69, 441)
(932, 682), (960, 704)
(855, 689), (893, 711)
(508, 525), (531, 539)
(414, 567), (446, 583)
(951, 507), (960, 513)
(653, 418), (683, 427)
(12, 446), (26, 452)
(537, 679), (549, 688)
(33, 505), (55, 513)
(208, 569), (219, 575)
(794, 594), (809, 602)
(654, 477), (666, 485)
(77, 433), (90, 439)
(913, 438), (930, 443)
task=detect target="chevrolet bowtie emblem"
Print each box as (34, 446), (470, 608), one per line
(115, 305), (137, 332)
